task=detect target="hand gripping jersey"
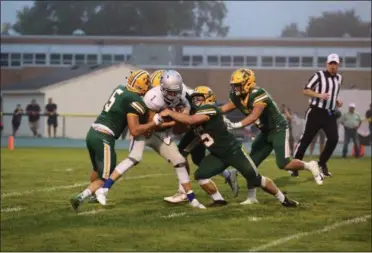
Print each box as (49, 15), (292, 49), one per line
(193, 104), (241, 158)
(229, 87), (288, 132)
(94, 85), (148, 139)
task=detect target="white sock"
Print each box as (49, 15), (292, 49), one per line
(247, 188), (257, 199)
(210, 191), (224, 201)
(115, 158), (135, 175)
(302, 161), (311, 170)
(275, 190), (285, 203)
(220, 169), (231, 179)
(80, 189), (92, 200)
(178, 182), (186, 194)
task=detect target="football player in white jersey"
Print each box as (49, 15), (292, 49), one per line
(150, 70), (239, 204)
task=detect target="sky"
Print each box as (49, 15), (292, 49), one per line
(1, 1), (371, 37)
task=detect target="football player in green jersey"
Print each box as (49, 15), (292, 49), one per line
(70, 70), (164, 211)
(159, 86), (299, 208)
(220, 68), (324, 205)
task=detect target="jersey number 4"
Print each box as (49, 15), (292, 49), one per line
(104, 89), (124, 112)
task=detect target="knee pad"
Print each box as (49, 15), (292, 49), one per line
(175, 167), (190, 184)
(198, 179), (210, 185)
(249, 174), (263, 187)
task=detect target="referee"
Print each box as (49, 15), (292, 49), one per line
(292, 53), (343, 177)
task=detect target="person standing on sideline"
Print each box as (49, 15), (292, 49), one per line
(292, 53), (343, 177)
(366, 103), (372, 144)
(340, 103), (362, 158)
(26, 99), (41, 137)
(12, 104), (23, 136)
(45, 98), (58, 138)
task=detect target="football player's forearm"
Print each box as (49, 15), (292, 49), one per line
(219, 102), (236, 114)
(237, 115), (258, 128)
(155, 121), (176, 131)
(130, 121), (157, 137)
(168, 111), (193, 125)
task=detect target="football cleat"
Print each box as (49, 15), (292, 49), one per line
(225, 169), (239, 197)
(207, 200), (228, 207)
(88, 195), (99, 204)
(308, 161), (324, 185)
(70, 194), (83, 211)
(240, 198), (259, 205)
(281, 196), (299, 208)
(189, 199), (206, 209)
(95, 187), (109, 206)
(163, 190), (188, 204)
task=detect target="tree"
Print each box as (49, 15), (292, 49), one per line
(281, 23), (305, 37)
(12, 1), (229, 37)
(306, 9), (371, 37)
(281, 9), (371, 38)
(1, 23), (12, 35)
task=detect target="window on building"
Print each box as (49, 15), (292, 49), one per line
(274, 56), (286, 67)
(87, 54), (97, 65)
(113, 54), (124, 63)
(345, 57), (357, 68)
(102, 54), (112, 64)
(23, 53), (34, 65)
(10, 53), (21, 67)
(246, 56), (257, 67)
(63, 54), (73, 65)
(288, 56), (300, 67)
(75, 54), (85, 65)
(191, 55), (203, 66)
(35, 53), (46, 65)
(359, 52), (371, 68)
(50, 54), (61, 65)
(220, 56), (231, 66)
(126, 54), (131, 62)
(0, 53), (9, 67)
(182, 55), (190, 66)
(207, 55), (218, 66)
(262, 56), (273, 67)
(301, 57), (313, 67)
(317, 57), (327, 67)
(233, 56), (244, 67)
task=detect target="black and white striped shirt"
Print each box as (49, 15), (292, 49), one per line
(304, 70), (342, 111)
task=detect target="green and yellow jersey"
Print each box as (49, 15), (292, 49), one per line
(95, 85), (149, 139)
(192, 104), (241, 158)
(229, 87), (287, 132)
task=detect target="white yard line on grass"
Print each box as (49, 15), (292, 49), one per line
(248, 214), (371, 252)
(77, 209), (105, 216)
(1, 173), (173, 198)
(1, 206), (24, 213)
(161, 212), (187, 219)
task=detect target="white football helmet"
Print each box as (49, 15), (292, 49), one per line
(160, 70), (183, 106)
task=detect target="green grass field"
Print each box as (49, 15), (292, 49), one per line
(1, 148), (371, 251)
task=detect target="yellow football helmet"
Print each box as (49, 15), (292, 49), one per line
(230, 68), (256, 96)
(126, 70), (151, 95)
(191, 86), (216, 106)
(150, 69), (165, 87)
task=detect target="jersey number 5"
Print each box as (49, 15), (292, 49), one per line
(104, 89), (124, 112)
(201, 133), (214, 147)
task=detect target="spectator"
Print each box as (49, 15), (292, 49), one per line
(281, 104), (294, 156)
(366, 103), (372, 144)
(26, 99), (41, 137)
(45, 97), (58, 138)
(12, 104), (23, 137)
(340, 103), (362, 158)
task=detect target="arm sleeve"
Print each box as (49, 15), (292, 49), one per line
(304, 73), (320, 90)
(128, 100), (147, 116)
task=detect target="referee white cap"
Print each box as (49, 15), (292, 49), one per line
(327, 53), (340, 64)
